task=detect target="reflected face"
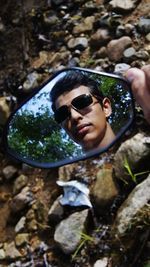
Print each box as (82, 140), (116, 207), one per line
(55, 86), (113, 151)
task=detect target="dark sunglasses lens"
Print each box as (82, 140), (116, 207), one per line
(55, 106), (69, 123)
(72, 94), (93, 109)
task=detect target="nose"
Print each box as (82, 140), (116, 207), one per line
(70, 106), (83, 122)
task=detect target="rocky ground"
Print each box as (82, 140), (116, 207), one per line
(0, 0), (150, 266)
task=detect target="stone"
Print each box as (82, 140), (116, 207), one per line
(0, 97), (11, 125)
(123, 47), (136, 61)
(10, 187), (33, 213)
(94, 257), (109, 267)
(15, 233), (29, 247)
(90, 29), (111, 48)
(43, 11), (59, 26)
(15, 217), (26, 233)
(135, 50), (149, 61)
(23, 72), (42, 92)
(48, 197), (64, 225)
(146, 33), (150, 42)
(54, 209), (89, 254)
(113, 174), (150, 235)
(113, 133), (150, 183)
(91, 168), (118, 214)
(27, 219), (37, 231)
(67, 37), (88, 51)
(109, 0), (140, 12)
(73, 16), (95, 34)
(2, 165), (18, 180)
(13, 174), (28, 195)
(137, 18), (150, 34)
(114, 63), (130, 74)
(0, 249), (5, 260)
(4, 241), (22, 260)
(107, 36), (132, 61)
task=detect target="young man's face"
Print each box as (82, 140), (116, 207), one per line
(55, 85), (112, 151)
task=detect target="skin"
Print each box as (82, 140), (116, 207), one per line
(55, 85), (115, 151)
(126, 65), (150, 124)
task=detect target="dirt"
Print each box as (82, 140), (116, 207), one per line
(0, 0), (150, 266)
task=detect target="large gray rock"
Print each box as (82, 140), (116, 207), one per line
(113, 133), (150, 183)
(113, 174), (150, 235)
(54, 209), (89, 254)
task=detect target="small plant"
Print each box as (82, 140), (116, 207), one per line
(123, 158), (149, 184)
(72, 232), (94, 259)
(144, 262), (150, 267)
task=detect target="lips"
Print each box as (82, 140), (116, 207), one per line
(75, 123), (92, 136)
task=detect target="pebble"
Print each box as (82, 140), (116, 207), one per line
(67, 37), (88, 50)
(107, 36), (132, 61)
(2, 165), (18, 180)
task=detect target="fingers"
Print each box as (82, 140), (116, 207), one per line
(125, 66), (150, 124)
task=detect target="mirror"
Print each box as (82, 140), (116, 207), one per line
(3, 67), (135, 168)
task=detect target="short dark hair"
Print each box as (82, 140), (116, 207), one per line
(50, 70), (104, 112)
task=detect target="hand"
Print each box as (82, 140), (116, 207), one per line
(126, 65), (150, 124)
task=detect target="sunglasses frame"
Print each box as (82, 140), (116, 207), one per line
(54, 93), (97, 123)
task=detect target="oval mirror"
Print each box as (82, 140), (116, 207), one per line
(3, 67), (135, 168)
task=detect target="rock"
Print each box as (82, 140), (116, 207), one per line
(113, 133), (150, 183)
(4, 241), (22, 260)
(94, 257), (109, 267)
(114, 63), (130, 74)
(124, 23), (134, 34)
(95, 47), (107, 58)
(54, 209), (89, 254)
(135, 50), (149, 61)
(2, 165), (18, 180)
(10, 186), (33, 213)
(113, 174), (150, 235)
(0, 97), (11, 125)
(13, 174), (28, 195)
(109, 0), (141, 12)
(91, 168), (118, 214)
(73, 16), (95, 34)
(15, 233), (29, 247)
(137, 18), (150, 34)
(27, 219), (38, 231)
(123, 47), (136, 61)
(48, 197), (64, 225)
(23, 72), (42, 93)
(0, 248), (5, 260)
(43, 11), (59, 26)
(67, 37), (88, 51)
(146, 33), (150, 42)
(116, 25), (125, 37)
(107, 36), (132, 61)
(90, 29), (111, 48)
(15, 217), (26, 233)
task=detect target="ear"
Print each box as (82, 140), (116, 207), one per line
(102, 97), (112, 117)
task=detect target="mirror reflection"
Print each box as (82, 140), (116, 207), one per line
(6, 68), (134, 167)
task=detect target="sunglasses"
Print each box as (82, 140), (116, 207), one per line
(54, 94), (97, 123)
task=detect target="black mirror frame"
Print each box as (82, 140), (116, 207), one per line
(2, 67), (135, 168)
